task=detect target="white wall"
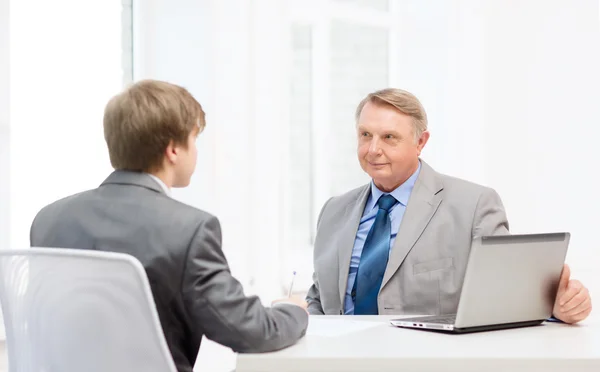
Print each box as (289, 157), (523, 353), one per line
(0, 0), (9, 341)
(394, 0), (488, 184)
(1, 0), (10, 253)
(482, 0), (600, 289)
(9, 1), (124, 253)
(405, 0), (600, 292)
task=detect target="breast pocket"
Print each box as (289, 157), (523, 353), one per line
(413, 257), (454, 275)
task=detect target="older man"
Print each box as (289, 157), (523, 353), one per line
(306, 88), (591, 323)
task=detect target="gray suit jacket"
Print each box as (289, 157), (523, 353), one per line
(306, 160), (509, 316)
(30, 171), (308, 372)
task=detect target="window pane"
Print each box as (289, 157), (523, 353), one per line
(334, 0), (389, 11)
(289, 24), (313, 248)
(9, 0), (126, 250)
(121, 0), (133, 85)
(329, 20), (389, 196)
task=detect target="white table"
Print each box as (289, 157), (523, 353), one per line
(236, 315), (600, 372)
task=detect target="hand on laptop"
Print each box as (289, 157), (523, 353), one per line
(552, 264), (592, 324)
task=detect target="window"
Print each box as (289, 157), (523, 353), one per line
(3, 0), (132, 341)
(8, 0), (133, 250)
(121, 0), (134, 85)
(335, 0), (389, 11)
(288, 24), (314, 250)
(329, 19), (388, 196)
(284, 0), (398, 290)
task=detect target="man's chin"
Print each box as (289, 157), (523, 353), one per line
(367, 165), (390, 175)
(360, 163), (389, 178)
(173, 178), (192, 188)
(367, 171), (392, 185)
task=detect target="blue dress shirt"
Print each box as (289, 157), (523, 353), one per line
(344, 162), (421, 314)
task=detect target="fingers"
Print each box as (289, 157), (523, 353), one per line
(559, 279), (582, 307)
(557, 263), (571, 292)
(560, 298), (592, 324)
(561, 283), (587, 312)
(564, 296), (592, 317)
(552, 266), (592, 324)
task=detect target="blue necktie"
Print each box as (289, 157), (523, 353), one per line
(353, 194), (397, 315)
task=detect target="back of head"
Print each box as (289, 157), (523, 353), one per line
(103, 80), (205, 173)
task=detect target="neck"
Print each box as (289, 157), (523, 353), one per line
(375, 180), (405, 193)
(375, 161), (419, 192)
(149, 169), (173, 189)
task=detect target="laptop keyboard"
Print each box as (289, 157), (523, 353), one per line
(431, 315), (457, 324)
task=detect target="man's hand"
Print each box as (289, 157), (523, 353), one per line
(272, 295), (309, 312)
(552, 264), (592, 324)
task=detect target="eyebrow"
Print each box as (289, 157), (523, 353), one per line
(357, 126), (401, 136)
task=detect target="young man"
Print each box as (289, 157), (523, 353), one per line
(30, 80), (308, 372)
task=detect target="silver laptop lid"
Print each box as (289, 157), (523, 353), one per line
(454, 233), (569, 328)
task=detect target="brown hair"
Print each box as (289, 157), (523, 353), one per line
(355, 88), (427, 140)
(103, 79), (205, 172)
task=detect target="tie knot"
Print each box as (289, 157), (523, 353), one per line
(377, 194), (397, 212)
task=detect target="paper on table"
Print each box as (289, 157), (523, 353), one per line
(306, 317), (382, 337)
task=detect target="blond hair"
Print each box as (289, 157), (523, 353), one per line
(355, 88), (428, 141)
(103, 80), (205, 172)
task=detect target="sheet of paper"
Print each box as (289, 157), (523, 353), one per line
(306, 318), (382, 337)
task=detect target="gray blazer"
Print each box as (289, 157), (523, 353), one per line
(306, 160), (509, 316)
(30, 171), (308, 372)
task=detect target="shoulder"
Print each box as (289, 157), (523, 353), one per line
(157, 195), (216, 222)
(33, 190), (93, 223)
(34, 187), (219, 230)
(440, 173), (494, 195)
(325, 185), (368, 210)
(432, 169), (503, 210)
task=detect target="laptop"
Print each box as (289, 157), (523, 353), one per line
(390, 232), (570, 334)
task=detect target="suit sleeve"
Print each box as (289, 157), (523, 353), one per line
(305, 198), (333, 315)
(472, 187), (510, 238)
(181, 216), (308, 353)
(306, 270), (324, 315)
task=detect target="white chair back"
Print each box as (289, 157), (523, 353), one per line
(0, 248), (177, 372)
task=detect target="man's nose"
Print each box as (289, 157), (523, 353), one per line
(368, 138), (382, 155)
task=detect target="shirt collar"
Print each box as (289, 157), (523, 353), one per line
(366, 161), (421, 211)
(146, 173), (171, 197)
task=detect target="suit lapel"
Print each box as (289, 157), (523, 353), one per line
(337, 185), (371, 306)
(381, 160), (444, 289)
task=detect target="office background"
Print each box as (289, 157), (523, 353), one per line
(1, 0), (599, 349)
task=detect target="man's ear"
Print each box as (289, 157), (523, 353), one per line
(417, 131), (430, 156)
(165, 140), (178, 164)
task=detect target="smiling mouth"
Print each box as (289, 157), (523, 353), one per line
(368, 162), (388, 167)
